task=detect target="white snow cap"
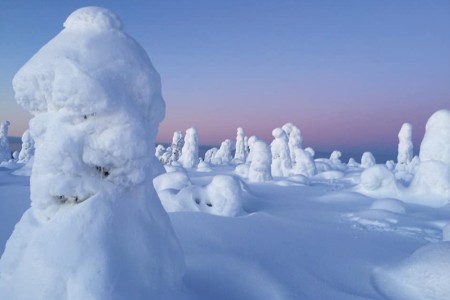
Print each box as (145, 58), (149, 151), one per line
(63, 6), (123, 30)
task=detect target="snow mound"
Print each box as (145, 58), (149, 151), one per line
(63, 6), (123, 30)
(157, 173), (245, 217)
(370, 198), (405, 214)
(373, 242), (450, 300)
(359, 165), (397, 193)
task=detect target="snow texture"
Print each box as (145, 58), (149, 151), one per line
(0, 7), (184, 299)
(179, 127), (199, 168)
(0, 121), (11, 162)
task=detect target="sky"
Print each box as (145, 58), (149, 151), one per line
(0, 0), (449, 155)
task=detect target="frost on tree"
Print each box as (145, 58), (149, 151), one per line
(397, 123), (413, 165)
(249, 138), (272, 182)
(234, 127), (246, 163)
(0, 7), (184, 299)
(18, 129), (35, 163)
(179, 127), (199, 168)
(271, 128), (292, 177)
(0, 120), (11, 162)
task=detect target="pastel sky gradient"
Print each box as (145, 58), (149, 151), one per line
(1, 0), (449, 154)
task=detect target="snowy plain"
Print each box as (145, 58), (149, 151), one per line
(2, 160), (450, 299)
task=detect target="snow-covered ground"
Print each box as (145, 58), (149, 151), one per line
(2, 162), (449, 299)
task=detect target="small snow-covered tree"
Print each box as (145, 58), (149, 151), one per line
(204, 147), (218, 163)
(234, 127), (246, 163)
(179, 127), (199, 168)
(291, 148), (316, 177)
(282, 123), (303, 164)
(271, 128), (292, 177)
(330, 150), (342, 164)
(18, 129), (35, 163)
(361, 152), (376, 169)
(170, 131), (183, 164)
(155, 144), (166, 160)
(397, 123), (413, 165)
(211, 139), (233, 165)
(246, 136), (258, 163)
(0, 120), (11, 162)
(249, 138), (272, 182)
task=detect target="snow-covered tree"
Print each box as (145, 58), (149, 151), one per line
(246, 135), (258, 163)
(249, 138), (272, 182)
(155, 144), (166, 160)
(170, 130), (183, 164)
(397, 123), (413, 165)
(234, 127), (246, 163)
(271, 128), (292, 177)
(330, 150), (342, 164)
(211, 139), (233, 165)
(361, 152), (376, 169)
(282, 123), (303, 164)
(291, 148), (316, 177)
(179, 127), (199, 168)
(0, 7), (184, 299)
(204, 147), (218, 163)
(18, 129), (35, 163)
(0, 120), (11, 162)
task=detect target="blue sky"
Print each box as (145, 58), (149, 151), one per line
(1, 0), (449, 154)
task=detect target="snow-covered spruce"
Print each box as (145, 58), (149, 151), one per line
(204, 147), (218, 163)
(397, 123), (413, 165)
(360, 151), (376, 169)
(179, 127), (199, 168)
(249, 138), (272, 182)
(155, 144), (166, 161)
(19, 129), (34, 163)
(170, 130), (183, 164)
(409, 109), (450, 205)
(211, 139), (233, 165)
(234, 127), (247, 163)
(271, 128), (292, 177)
(0, 7), (184, 299)
(291, 148), (316, 177)
(0, 120), (11, 162)
(282, 123), (303, 164)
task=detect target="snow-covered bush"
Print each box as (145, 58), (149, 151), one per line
(211, 139), (233, 165)
(271, 128), (291, 177)
(234, 127), (246, 163)
(347, 158), (359, 168)
(179, 127), (199, 168)
(0, 120), (11, 162)
(170, 131), (183, 164)
(397, 123), (413, 165)
(249, 138), (272, 182)
(0, 7), (184, 298)
(361, 151), (376, 169)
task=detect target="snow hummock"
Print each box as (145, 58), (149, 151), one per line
(0, 7), (184, 299)
(361, 151), (376, 169)
(0, 121), (11, 162)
